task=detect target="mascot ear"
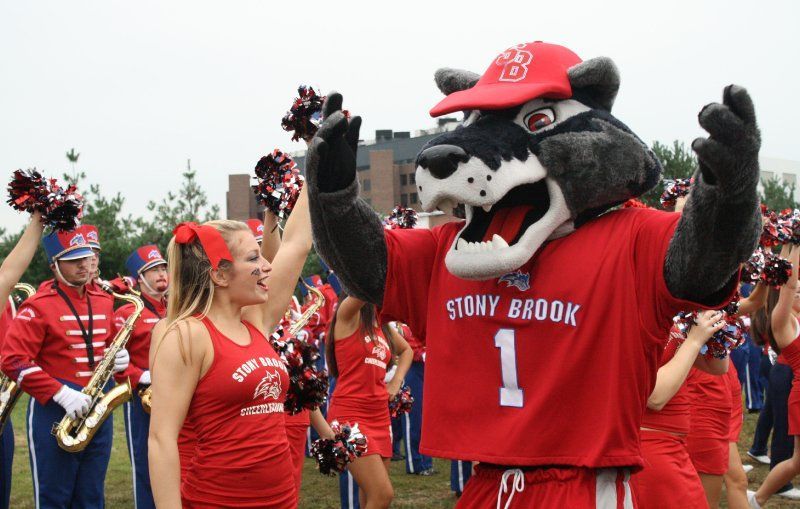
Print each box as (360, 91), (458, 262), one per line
(434, 68), (480, 96)
(567, 57), (620, 111)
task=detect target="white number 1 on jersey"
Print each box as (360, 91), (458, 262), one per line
(494, 328), (523, 407)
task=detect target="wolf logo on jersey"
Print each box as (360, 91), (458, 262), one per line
(253, 371), (282, 401)
(498, 271), (530, 291)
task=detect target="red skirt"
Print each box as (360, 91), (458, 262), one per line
(285, 421), (308, 493)
(327, 402), (392, 458)
(686, 434), (729, 475)
(632, 431), (708, 508)
(789, 387), (800, 436)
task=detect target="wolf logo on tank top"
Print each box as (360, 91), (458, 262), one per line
(254, 371), (282, 400)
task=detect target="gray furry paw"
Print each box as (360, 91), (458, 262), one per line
(692, 85), (760, 193)
(306, 92), (362, 194)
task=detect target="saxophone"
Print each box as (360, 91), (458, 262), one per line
(0, 283), (36, 430)
(54, 283), (144, 452)
(289, 281), (325, 337)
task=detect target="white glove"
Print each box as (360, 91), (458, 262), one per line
(113, 349), (130, 374)
(139, 370), (151, 386)
(53, 385), (92, 420)
(296, 330), (309, 342)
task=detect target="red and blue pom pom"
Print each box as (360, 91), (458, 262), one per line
(310, 421), (368, 476)
(383, 205), (418, 229)
(252, 149), (304, 220)
(388, 386), (414, 418)
(659, 178), (692, 209)
(741, 248), (766, 285)
(281, 86), (326, 142)
(673, 299), (747, 359)
(7, 169), (84, 231)
(269, 327), (329, 415)
(762, 251), (793, 288)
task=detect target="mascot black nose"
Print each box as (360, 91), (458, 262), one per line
(417, 145), (470, 180)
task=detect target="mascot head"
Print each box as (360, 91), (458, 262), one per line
(416, 41), (662, 280)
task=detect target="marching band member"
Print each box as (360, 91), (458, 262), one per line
(0, 212), (44, 509)
(395, 322), (433, 476)
(78, 224), (103, 284)
(1, 228), (129, 509)
(148, 187), (312, 508)
(326, 296), (413, 509)
(116, 245), (168, 509)
(450, 460), (473, 498)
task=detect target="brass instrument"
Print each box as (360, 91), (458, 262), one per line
(289, 281), (325, 337)
(0, 283), (36, 429)
(139, 385), (152, 414)
(54, 284), (144, 452)
(141, 281), (325, 415)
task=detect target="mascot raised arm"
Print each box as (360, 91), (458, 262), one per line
(307, 41), (760, 507)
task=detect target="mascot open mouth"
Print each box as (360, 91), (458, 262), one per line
(434, 176), (572, 280)
(456, 181), (550, 250)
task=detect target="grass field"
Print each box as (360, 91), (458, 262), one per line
(6, 395), (800, 508)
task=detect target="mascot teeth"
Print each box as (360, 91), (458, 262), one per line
(456, 236), (509, 253)
(491, 234), (508, 248)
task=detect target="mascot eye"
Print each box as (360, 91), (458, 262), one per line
(524, 108), (555, 132)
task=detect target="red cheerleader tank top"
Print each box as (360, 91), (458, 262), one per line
(180, 317), (296, 508)
(327, 326), (393, 458)
(782, 318), (800, 436)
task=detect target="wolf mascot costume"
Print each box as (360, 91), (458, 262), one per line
(308, 41), (760, 507)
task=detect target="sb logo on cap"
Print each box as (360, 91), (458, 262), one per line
(496, 44), (533, 83)
(69, 234), (86, 247)
(147, 250), (160, 260)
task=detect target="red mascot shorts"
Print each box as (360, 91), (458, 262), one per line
(454, 464), (636, 509)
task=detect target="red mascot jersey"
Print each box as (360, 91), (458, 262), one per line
(381, 207), (730, 467)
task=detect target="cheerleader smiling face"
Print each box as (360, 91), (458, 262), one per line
(211, 230), (271, 307)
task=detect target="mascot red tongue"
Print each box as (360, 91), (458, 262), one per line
(307, 40), (761, 507)
(481, 206), (533, 243)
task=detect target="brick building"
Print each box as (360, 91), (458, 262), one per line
(226, 118), (460, 221)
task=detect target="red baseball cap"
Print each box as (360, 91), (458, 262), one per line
(430, 41), (582, 117)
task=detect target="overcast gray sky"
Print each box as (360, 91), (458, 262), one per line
(1, 0), (797, 232)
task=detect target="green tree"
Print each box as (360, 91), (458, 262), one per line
(141, 160), (220, 252)
(760, 176), (798, 211)
(66, 148), (80, 180)
(640, 140), (697, 207)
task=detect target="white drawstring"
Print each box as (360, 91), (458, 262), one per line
(496, 468), (525, 509)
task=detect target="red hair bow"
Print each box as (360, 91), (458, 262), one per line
(172, 222), (233, 270)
